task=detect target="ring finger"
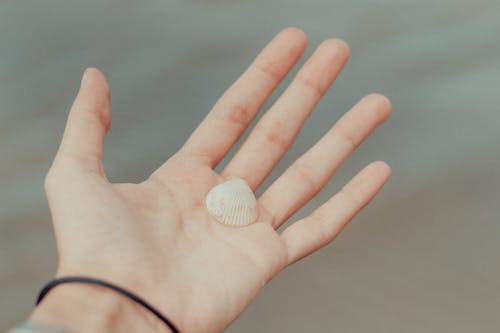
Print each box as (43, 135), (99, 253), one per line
(260, 93), (392, 229)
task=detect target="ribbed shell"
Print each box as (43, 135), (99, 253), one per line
(205, 178), (258, 227)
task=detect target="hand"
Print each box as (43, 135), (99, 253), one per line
(36, 28), (391, 332)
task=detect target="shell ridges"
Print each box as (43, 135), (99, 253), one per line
(205, 178), (257, 227)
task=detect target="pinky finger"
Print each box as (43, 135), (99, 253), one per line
(281, 161), (391, 265)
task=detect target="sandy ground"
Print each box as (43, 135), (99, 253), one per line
(1, 1), (499, 331)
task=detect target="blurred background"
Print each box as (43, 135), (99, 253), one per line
(1, 0), (499, 331)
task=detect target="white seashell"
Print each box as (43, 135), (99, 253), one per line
(205, 178), (258, 227)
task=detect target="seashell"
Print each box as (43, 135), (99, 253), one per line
(205, 178), (258, 227)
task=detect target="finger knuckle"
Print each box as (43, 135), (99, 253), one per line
(295, 73), (323, 97)
(335, 125), (359, 150)
(253, 59), (282, 84)
(259, 120), (289, 151)
(228, 103), (252, 127)
(291, 161), (318, 193)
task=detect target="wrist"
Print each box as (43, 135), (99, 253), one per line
(29, 282), (172, 333)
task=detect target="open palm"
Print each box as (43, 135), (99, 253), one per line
(44, 28), (392, 333)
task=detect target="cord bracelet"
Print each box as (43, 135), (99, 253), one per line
(36, 276), (180, 333)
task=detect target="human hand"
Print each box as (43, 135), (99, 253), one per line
(33, 28), (391, 333)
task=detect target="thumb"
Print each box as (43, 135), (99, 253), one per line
(55, 67), (112, 176)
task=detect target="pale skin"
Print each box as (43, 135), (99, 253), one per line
(28, 28), (392, 333)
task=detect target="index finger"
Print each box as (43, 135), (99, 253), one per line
(179, 27), (307, 167)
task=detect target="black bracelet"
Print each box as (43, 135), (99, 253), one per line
(36, 276), (180, 333)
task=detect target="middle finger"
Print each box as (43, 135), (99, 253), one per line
(221, 39), (350, 189)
